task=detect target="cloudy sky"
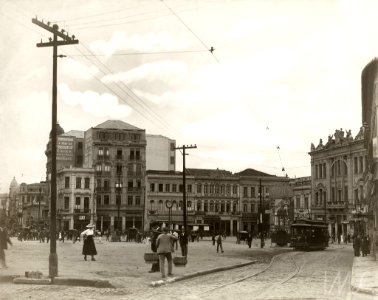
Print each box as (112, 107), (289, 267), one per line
(0, 0), (376, 192)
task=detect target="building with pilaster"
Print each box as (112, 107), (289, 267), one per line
(309, 128), (366, 238)
(291, 176), (312, 220)
(361, 58), (378, 238)
(84, 120), (146, 232)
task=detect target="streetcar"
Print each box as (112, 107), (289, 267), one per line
(290, 219), (328, 250)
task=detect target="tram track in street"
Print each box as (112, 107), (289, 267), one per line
(195, 251), (304, 299)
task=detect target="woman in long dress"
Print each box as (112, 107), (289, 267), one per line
(81, 224), (97, 261)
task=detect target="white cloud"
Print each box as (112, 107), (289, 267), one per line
(58, 83), (132, 118)
(61, 58), (99, 81)
(90, 31), (190, 57)
(102, 60), (188, 85)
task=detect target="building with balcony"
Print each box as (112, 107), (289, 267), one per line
(18, 181), (48, 228)
(291, 176), (312, 220)
(146, 134), (176, 171)
(309, 128), (367, 238)
(236, 169), (291, 234)
(84, 120), (146, 232)
(57, 167), (95, 231)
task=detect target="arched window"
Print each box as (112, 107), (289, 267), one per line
(210, 202), (214, 212)
(220, 202), (225, 212)
(204, 201), (208, 212)
(150, 200), (155, 210)
(226, 202), (230, 212)
(197, 201), (201, 211)
(233, 201), (237, 212)
(172, 200), (177, 211)
(215, 202), (219, 212)
(221, 184), (225, 194)
(159, 200), (163, 211)
(243, 203), (247, 212)
(187, 201), (192, 210)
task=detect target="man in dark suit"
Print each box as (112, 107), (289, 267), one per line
(0, 225), (12, 268)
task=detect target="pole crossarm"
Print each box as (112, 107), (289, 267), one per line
(37, 40), (79, 47)
(32, 18), (76, 41)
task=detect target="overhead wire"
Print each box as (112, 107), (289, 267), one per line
(160, 0), (219, 63)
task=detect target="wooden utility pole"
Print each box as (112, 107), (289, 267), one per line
(175, 145), (197, 234)
(32, 17), (78, 278)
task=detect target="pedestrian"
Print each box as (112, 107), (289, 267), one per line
(212, 233), (216, 246)
(148, 227), (160, 273)
(156, 226), (177, 279)
(361, 235), (368, 256)
(172, 230), (179, 250)
(247, 232), (253, 248)
(337, 234), (341, 244)
(81, 223), (97, 261)
(0, 224), (12, 268)
(366, 235), (371, 255)
(353, 235), (361, 257)
(216, 232), (224, 253)
(179, 229), (188, 257)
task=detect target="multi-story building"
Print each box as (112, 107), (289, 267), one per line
(57, 167), (95, 231)
(291, 176), (312, 220)
(309, 128), (366, 238)
(145, 167), (291, 236)
(236, 169), (291, 234)
(18, 181), (48, 227)
(146, 134), (176, 171)
(0, 193), (8, 220)
(361, 58), (378, 238)
(84, 120), (146, 232)
(8, 177), (19, 225)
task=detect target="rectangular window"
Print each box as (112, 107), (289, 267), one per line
(179, 184), (184, 193)
(128, 196), (133, 205)
(65, 177), (70, 189)
(344, 186), (348, 202)
(170, 143), (175, 151)
(136, 164), (142, 175)
(359, 157), (363, 173)
(84, 178), (90, 189)
(130, 150), (135, 160)
(170, 156), (175, 165)
(197, 184), (202, 193)
(136, 150), (140, 160)
(159, 184), (163, 192)
(84, 197), (89, 210)
(251, 187), (255, 198)
(165, 184), (170, 192)
(104, 165), (110, 172)
(96, 195), (101, 206)
(204, 185), (208, 194)
(355, 189), (359, 202)
(116, 164), (122, 175)
(232, 185), (237, 195)
(128, 181), (133, 188)
(96, 164), (102, 172)
(104, 147), (109, 158)
(104, 195), (110, 205)
(75, 197), (81, 206)
(304, 197), (309, 209)
(135, 196), (140, 206)
(296, 197), (300, 209)
(98, 147), (103, 156)
(116, 149), (122, 160)
(77, 142), (83, 150)
(64, 196), (69, 210)
(172, 184), (177, 192)
(187, 185), (192, 193)
(150, 183), (155, 192)
(104, 180), (109, 191)
(76, 177), (81, 189)
(243, 187), (248, 198)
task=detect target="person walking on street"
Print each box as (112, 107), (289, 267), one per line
(353, 235), (361, 257)
(0, 225), (12, 268)
(179, 229), (188, 257)
(247, 232), (253, 248)
(81, 224), (97, 261)
(173, 230), (179, 250)
(216, 233), (224, 253)
(212, 233), (216, 246)
(156, 227), (177, 279)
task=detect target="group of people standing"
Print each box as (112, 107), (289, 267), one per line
(353, 234), (371, 257)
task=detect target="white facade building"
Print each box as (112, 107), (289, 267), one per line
(146, 135), (176, 171)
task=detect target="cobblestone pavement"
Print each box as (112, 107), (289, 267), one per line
(132, 244), (359, 300)
(0, 237), (290, 299)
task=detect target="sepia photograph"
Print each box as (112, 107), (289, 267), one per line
(0, 0), (377, 299)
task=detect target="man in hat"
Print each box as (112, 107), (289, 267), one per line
(0, 224), (12, 268)
(156, 226), (177, 278)
(81, 223), (97, 261)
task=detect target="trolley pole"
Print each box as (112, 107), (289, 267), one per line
(259, 179), (264, 248)
(32, 17), (78, 278)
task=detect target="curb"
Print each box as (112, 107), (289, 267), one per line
(14, 277), (51, 285)
(150, 260), (257, 287)
(53, 277), (114, 288)
(351, 285), (378, 296)
(0, 275), (20, 283)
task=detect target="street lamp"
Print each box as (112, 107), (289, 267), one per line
(38, 187), (42, 227)
(166, 200), (173, 230)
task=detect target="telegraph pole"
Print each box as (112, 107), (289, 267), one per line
(175, 145), (197, 234)
(32, 17), (78, 278)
